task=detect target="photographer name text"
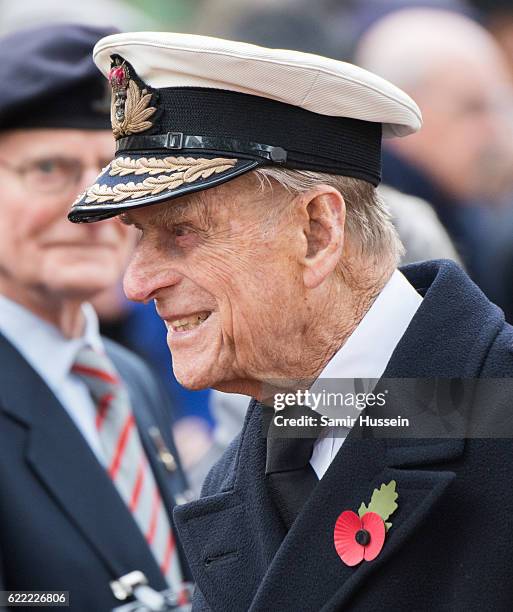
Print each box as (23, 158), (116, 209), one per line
(273, 414), (410, 428)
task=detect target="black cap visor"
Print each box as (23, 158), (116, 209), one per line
(68, 153), (261, 223)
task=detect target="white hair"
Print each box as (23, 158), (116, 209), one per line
(252, 166), (404, 269)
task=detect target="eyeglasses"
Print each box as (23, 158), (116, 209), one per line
(0, 155), (111, 195)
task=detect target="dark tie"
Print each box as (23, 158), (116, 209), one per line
(264, 404), (322, 531)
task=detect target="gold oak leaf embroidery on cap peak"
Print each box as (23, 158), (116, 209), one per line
(83, 156), (237, 203)
(109, 156), (236, 177)
(111, 79), (157, 139)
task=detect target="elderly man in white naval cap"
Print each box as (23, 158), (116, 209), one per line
(70, 33), (513, 612)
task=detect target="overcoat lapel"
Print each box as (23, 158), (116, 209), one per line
(175, 399), (464, 612)
(174, 401), (286, 611)
(249, 418), (463, 611)
(0, 334), (168, 590)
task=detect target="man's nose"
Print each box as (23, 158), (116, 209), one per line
(123, 243), (182, 303)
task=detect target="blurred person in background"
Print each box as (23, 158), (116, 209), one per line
(0, 24), (190, 610)
(0, 0), (217, 463)
(468, 0), (513, 78)
(356, 7), (513, 283)
(465, 0), (513, 322)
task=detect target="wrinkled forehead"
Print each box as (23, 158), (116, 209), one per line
(119, 175), (262, 227)
(119, 197), (204, 227)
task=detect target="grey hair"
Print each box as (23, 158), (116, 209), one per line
(252, 167), (404, 268)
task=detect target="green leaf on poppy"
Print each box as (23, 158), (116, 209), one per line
(358, 501), (369, 517)
(357, 481), (398, 531)
(365, 480), (398, 523)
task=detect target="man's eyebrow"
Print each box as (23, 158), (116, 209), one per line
(118, 195), (211, 228)
(117, 208), (186, 227)
(22, 154), (79, 166)
(153, 209), (185, 226)
(118, 213), (134, 226)
(153, 201), (203, 226)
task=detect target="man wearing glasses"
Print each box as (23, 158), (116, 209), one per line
(0, 24), (189, 610)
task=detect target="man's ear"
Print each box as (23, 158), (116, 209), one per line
(298, 186), (346, 289)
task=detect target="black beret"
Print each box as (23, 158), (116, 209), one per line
(0, 23), (118, 131)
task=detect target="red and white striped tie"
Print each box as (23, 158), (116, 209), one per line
(72, 345), (183, 591)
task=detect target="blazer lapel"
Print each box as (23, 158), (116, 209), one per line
(0, 335), (167, 590)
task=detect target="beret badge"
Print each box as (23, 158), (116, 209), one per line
(108, 57), (156, 140)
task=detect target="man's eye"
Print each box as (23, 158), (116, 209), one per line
(37, 160), (57, 174)
(170, 224), (200, 248)
(173, 225), (190, 237)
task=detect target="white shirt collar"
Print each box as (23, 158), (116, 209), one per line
(0, 296), (103, 396)
(309, 269), (422, 479)
(316, 269), (422, 381)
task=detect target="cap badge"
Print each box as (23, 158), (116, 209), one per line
(108, 57), (156, 140)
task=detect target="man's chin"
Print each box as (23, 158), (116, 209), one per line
(172, 363), (216, 391)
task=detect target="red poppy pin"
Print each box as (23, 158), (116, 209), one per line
(334, 480), (398, 566)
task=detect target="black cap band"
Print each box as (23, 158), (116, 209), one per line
(116, 133), (288, 163)
(125, 86), (383, 185)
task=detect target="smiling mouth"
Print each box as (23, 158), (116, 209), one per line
(167, 311), (211, 332)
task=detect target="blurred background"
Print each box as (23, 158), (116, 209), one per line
(3, 0), (513, 492)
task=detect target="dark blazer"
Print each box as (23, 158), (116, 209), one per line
(0, 335), (189, 611)
(174, 260), (513, 611)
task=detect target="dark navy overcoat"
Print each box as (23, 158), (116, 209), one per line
(174, 260), (513, 611)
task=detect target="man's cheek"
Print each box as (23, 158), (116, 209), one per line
(194, 251), (255, 287)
